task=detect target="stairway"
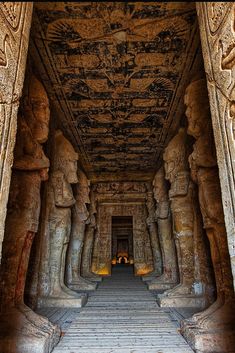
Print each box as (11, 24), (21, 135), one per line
(52, 265), (194, 353)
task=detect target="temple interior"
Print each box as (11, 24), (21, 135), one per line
(0, 2), (235, 353)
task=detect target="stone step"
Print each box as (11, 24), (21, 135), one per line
(51, 266), (194, 353)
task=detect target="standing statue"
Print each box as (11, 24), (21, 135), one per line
(81, 185), (102, 282)
(142, 187), (163, 281)
(66, 169), (97, 291)
(0, 75), (60, 353)
(159, 127), (212, 308)
(38, 130), (87, 308)
(147, 166), (178, 290)
(182, 78), (235, 352)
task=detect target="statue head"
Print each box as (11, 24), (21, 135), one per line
(152, 166), (170, 219)
(152, 166), (168, 203)
(22, 74), (50, 144)
(77, 169), (90, 205)
(163, 127), (189, 183)
(53, 130), (78, 184)
(184, 78), (211, 139)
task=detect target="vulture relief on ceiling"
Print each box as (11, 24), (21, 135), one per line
(30, 2), (200, 181)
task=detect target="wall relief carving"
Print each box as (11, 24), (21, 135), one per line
(0, 2), (32, 262)
(196, 3), (235, 291)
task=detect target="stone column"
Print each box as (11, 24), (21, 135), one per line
(158, 128), (213, 309)
(0, 3), (33, 261)
(66, 170), (97, 291)
(0, 74), (60, 353)
(38, 130), (87, 308)
(196, 2), (235, 288)
(142, 189), (163, 281)
(133, 205), (154, 276)
(147, 166), (178, 290)
(81, 186), (102, 282)
(182, 78), (235, 353)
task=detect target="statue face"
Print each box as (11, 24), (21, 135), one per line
(184, 80), (210, 139)
(185, 101), (203, 139)
(39, 167), (49, 181)
(24, 76), (50, 144)
(163, 150), (177, 183)
(64, 159), (78, 184)
(83, 182), (90, 205)
(29, 96), (50, 143)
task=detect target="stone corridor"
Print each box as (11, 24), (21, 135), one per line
(49, 265), (194, 353)
(0, 2), (235, 353)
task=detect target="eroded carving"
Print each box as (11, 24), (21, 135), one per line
(81, 185), (102, 282)
(66, 169), (97, 291)
(38, 130), (87, 308)
(158, 127), (214, 309)
(0, 2), (33, 263)
(147, 166), (178, 290)
(142, 187), (163, 280)
(0, 74), (60, 352)
(182, 78), (235, 352)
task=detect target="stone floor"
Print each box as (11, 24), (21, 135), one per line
(38, 265), (195, 353)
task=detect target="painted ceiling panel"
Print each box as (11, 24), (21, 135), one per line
(30, 2), (200, 181)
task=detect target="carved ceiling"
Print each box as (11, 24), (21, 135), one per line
(30, 2), (202, 182)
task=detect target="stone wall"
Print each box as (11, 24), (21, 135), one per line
(0, 2), (33, 261)
(196, 2), (235, 288)
(92, 182), (155, 276)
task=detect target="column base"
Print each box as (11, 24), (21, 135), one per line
(83, 272), (103, 282)
(38, 293), (87, 308)
(157, 293), (207, 309)
(67, 276), (97, 291)
(181, 323), (235, 353)
(142, 270), (162, 282)
(0, 308), (60, 353)
(148, 281), (177, 291)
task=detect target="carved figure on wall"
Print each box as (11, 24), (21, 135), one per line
(182, 78), (235, 350)
(159, 127), (212, 308)
(81, 185), (102, 282)
(147, 166), (178, 290)
(142, 188), (163, 280)
(66, 169), (97, 291)
(38, 130), (87, 308)
(0, 74), (60, 352)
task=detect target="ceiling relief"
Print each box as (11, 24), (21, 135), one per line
(30, 2), (200, 181)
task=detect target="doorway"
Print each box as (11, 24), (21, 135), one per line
(111, 216), (133, 267)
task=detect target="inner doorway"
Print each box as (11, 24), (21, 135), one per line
(111, 216), (133, 267)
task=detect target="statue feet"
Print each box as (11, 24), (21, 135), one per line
(181, 297), (235, 353)
(37, 286), (87, 308)
(0, 307), (60, 353)
(147, 273), (177, 291)
(183, 296), (224, 328)
(161, 283), (193, 297)
(67, 276), (97, 291)
(196, 298), (235, 330)
(83, 272), (102, 282)
(142, 269), (162, 281)
(17, 303), (60, 340)
(158, 283), (207, 309)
